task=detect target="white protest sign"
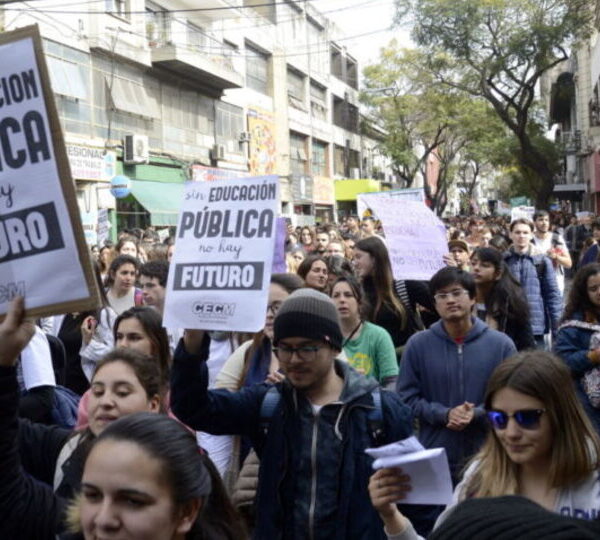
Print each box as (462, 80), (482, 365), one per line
(358, 195), (447, 280)
(357, 188), (425, 220)
(0, 26), (98, 317)
(164, 176), (279, 331)
(510, 205), (535, 222)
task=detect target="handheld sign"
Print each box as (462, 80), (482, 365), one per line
(358, 194), (447, 281)
(164, 176), (279, 332)
(0, 25), (99, 317)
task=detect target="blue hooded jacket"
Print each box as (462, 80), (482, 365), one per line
(171, 336), (413, 540)
(504, 247), (562, 335)
(397, 318), (516, 481)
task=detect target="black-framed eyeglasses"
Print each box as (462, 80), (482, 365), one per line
(486, 409), (546, 430)
(267, 302), (283, 315)
(273, 344), (323, 362)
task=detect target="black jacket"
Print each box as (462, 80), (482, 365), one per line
(0, 365), (77, 539)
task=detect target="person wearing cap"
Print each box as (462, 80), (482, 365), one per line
(448, 239), (471, 272)
(170, 288), (414, 540)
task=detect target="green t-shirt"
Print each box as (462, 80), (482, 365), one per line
(343, 321), (398, 382)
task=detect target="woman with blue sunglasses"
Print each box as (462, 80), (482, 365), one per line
(369, 351), (600, 539)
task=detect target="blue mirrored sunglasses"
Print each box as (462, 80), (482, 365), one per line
(486, 409), (546, 430)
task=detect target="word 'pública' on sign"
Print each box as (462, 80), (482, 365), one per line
(178, 209), (274, 239)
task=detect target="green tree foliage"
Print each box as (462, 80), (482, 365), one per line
(362, 43), (509, 214)
(395, 0), (591, 207)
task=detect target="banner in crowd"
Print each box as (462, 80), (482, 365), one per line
(0, 26), (99, 317)
(357, 188), (425, 220)
(358, 194), (447, 280)
(272, 217), (287, 273)
(510, 205), (535, 222)
(164, 175), (279, 331)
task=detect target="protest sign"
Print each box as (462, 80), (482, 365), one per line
(272, 217), (287, 273)
(510, 205), (535, 223)
(164, 176), (279, 332)
(358, 194), (447, 280)
(357, 188), (425, 220)
(0, 25), (99, 317)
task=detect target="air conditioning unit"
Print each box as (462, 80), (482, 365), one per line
(123, 134), (149, 164)
(210, 144), (225, 161)
(239, 131), (251, 143)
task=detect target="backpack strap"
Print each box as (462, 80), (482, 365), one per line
(367, 388), (385, 447)
(260, 386), (281, 435)
(259, 385), (385, 445)
(394, 280), (425, 331)
(53, 433), (82, 491)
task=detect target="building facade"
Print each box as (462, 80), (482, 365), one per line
(1, 0), (394, 240)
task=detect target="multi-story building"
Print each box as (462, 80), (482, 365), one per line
(540, 14), (600, 212)
(1, 0), (392, 241)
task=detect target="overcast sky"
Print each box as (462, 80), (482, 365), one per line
(321, 0), (412, 71)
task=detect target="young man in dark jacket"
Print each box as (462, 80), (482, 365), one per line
(397, 267), (517, 485)
(170, 288), (414, 540)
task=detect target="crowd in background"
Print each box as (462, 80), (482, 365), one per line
(2, 208), (600, 539)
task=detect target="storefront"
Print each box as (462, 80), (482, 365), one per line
(116, 157), (186, 233)
(67, 138), (117, 246)
(291, 174), (314, 226)
(334, 179), (381, 218)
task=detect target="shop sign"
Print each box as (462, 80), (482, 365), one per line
(66, 143), (116, 181)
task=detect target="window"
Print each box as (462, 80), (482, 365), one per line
(187, 22), (206, 51)
(106, 76), (160, 119)
(287, 68), (304, 100)
(216, 102), (244, 144)
(290, 132), (308, 175)
(287, 67), (305, 110)
(330, 45), (343, 79)
(146, 2), (169, 44)
(310, 81), (327, 121)
(246, 43), (270, 95)
(311, 139), (327, 176)
(332, 95), (358, 133)
(106, 0), (129, 19)
(334, 145), (345, 176)
(346, 56), (358, 90)
(47, 57), (88, 100)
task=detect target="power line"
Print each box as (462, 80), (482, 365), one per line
(1, 0), (310, 15)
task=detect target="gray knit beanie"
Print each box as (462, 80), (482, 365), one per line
(273, 288), (343, 350)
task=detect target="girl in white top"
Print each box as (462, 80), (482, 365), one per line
(369, 350), (600, 540)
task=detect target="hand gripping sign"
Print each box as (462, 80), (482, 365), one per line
(164, 176), (279, 332)
(0, 25), (100, 317)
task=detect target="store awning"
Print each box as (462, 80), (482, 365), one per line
(130, 180), (184, 226)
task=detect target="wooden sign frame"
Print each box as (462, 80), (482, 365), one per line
(0, 25), (100, 318)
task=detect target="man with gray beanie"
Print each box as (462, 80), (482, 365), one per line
(170, 288), (414, 540)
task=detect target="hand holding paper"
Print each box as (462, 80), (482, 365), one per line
(366, 436), (453, 506)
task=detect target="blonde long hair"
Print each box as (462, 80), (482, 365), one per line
(463, 351), (600, 499)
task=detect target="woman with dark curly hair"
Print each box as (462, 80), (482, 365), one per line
(554, 262), (600, 432)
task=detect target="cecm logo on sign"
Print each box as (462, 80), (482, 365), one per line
(192, 302), (236, 317)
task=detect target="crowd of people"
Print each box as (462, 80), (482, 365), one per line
(2, 208), (600, 539)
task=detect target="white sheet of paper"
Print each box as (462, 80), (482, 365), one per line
(366, 437), (453, 505)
